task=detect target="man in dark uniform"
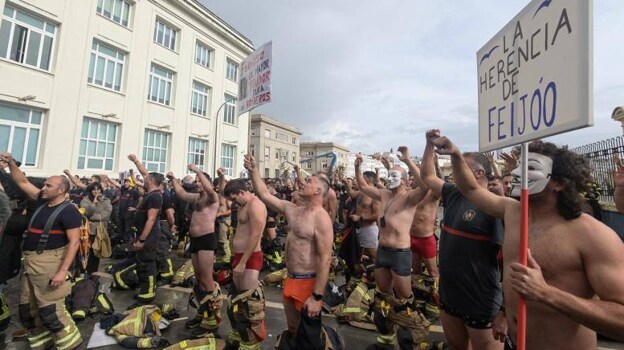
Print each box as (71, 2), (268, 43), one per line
(127, 154), (163, 306)
(157, 184), (175, 284)
(117, 179), (140, 243)
(2, 153), (83, 350)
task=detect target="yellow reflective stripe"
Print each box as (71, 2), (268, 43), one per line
(161, 259), (174, 277)
(97, 294), (111, 309)
(138, 338), (152, 348)
(376, 333), (397, 345)
(72, 310), (86, 317)
(354, 284), (366, 296)
(134, 307), (144, 335)
(29, 330), (51, 342)
(342, 307), (361, 313)
(29, 335), (53, 349)
(56, 330), (81, 350)
(228, 329), (242, 342)
(115, 271), (129, 289)
(138, 276), (155, 299)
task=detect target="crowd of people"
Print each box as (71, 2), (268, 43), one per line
(0, 128), (623, 350)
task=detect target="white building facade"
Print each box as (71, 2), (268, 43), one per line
(0, 0), (253, 178)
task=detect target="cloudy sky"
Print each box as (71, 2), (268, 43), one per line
(203, 0), (624, 156)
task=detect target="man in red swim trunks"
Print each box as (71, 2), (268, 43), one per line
(223, 179), (267, 350)
(244, 154), (334, 339)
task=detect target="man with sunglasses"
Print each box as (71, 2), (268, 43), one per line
(244, 154), (333, 343)
(354, 148), (431, 350)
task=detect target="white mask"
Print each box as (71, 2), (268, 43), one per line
(386, 170), (403, 190)
(510, 152), (553, 197)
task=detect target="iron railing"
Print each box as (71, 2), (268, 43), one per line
(571, 136), (624, 203)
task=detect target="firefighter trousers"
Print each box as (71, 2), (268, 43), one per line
(226, 285), (266, 350)
(136, 238), (158, 303)
(19, 247), (82, 350)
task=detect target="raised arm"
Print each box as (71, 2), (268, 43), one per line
(0, 153), (39, 200)
(397, 146), (427, 204)
(354, 153), (383, 201)
(294, 164), (305, 189)
(63, 169), (87, 190)
(104, 175), (121, 189)
(430, 131), (508, 219)
(614, 155), (624, 213)
(189, 164), (218, 203)
(485, 152), (502, 178)
(244, 154), (292, 214)
(166, 172), (199, 203)
(128, 154), (149, 179)
(217, 168), (227, 195)
(342, 178), (359, 200)
(420, 131), (445, 197)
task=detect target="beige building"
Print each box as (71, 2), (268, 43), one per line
(0, 0), (253, 178)
(300, 142), (349, 175)
(249, 114), (302, 178)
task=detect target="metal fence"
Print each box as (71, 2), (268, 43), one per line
(571, 136), (624, 203)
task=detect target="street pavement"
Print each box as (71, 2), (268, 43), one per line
(1, 255), (623, 350)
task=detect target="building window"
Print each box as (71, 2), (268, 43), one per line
(188, 137), (207, 170)
(221, 144), (236, 176)
(249, 144), (255, 157)
(223, 94), (236, 124)
(264, 129), (271, 138)
(88, 41), (125, 92)
(78, 118), (117, 171)
(0, 5), (56, 71)
(264, 146), (270, 159)
(195, 41), (213, 69)
(153, 19), (176, 51)
(264, 168), (270, 178)
(305, 162), (312, 169)
(226, 59), (238, 81)
(292, 152), (296, 162)
(275, 169), (280, 178)
(275, 150), (280, 160)
(306, 151), (314, 156)
(0, 103), (42, 167)
(148, 64), (173, 105)
(191, 81), (210, 116)
(292, 137), (297, 145)
(96, 0), (131, 27)
(276, 132), (288, 142)
(322, 162), (328, 169)
(142, 129), (169, 173)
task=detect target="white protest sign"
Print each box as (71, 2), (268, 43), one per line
(237, 41), (272, 116)
(477, 0), (592, 152)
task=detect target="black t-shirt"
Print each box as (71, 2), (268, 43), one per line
(160, 191), (173, 221)
(119, 187), (139, 210)
(135, 191), (162, 240)
(438, 183), (503, 319)
(23, 200), (82, 252)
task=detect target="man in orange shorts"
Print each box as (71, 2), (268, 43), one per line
(244, 154), (334, 339)
(223, 179), (267, 350)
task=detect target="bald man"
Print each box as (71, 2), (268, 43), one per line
(1, 153), (83, 350)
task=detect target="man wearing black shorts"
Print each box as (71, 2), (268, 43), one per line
(167, 164), (221, 336)
(355, 148), (431, 350)
(421, 130), (503, 350)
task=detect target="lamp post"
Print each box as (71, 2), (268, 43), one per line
(213, 100), (230, 175)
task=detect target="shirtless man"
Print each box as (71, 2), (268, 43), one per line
(244, 154), (333, 340)
(215, 169), (232, 264)
(295, 167), (337, 220)
(343, 171), (381, 260)
(430, 131), (624, 349)
(167, 164), (222, 335)
(354, 148), (430, 350)
(223, 179), (267, 350)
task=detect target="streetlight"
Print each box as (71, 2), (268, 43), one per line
(212, 100), (231, 175)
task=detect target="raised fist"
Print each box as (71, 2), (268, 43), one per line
(243, 154), (256, 171)
(397, 146), (410, 163)
(127, 154), (138, 163)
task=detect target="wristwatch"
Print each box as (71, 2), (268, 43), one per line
(312, 292), (323, 301)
